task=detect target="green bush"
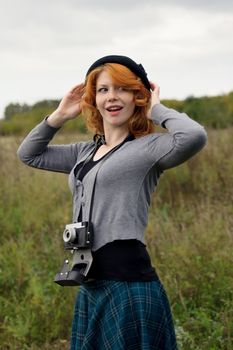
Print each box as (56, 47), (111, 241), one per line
(0, 106), (87, 136)
(163, 91), (233, 129)
(1, 92), (233, 136)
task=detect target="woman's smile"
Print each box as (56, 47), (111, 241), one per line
(106, 105), (123, 116)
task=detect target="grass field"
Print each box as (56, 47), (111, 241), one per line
(0, 127), (232, 349)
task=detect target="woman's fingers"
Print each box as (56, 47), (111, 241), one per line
(150, 81), (156, 91)
(147, 81), (160, 118)
(70, 83), (85, 93)
(66, 84), (85, 103)
(150, 81), (160, 93)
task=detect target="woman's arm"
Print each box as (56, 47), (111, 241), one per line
(17, 84), (86, 173)
(148, 103), (207, 170)
(17, 119), (82, 173)
(146, 83), (207, 170)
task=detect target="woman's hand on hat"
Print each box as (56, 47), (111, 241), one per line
(47, 84), (85, 127)
(147, 82), (160, 119)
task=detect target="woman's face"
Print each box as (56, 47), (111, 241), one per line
(95, 70), (135, 130)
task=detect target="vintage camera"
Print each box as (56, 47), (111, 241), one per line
(54, 222), (94, 286)
(63, 222), (93, 249)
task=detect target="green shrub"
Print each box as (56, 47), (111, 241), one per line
(1, 92), (233, 136)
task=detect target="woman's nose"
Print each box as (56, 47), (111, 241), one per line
(107, 88), (118, 100)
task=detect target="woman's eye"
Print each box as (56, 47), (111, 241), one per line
(98, 87), (108, 93)
(118, 86), (130, 92)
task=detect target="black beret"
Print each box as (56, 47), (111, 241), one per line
(86, 55), (151, 91)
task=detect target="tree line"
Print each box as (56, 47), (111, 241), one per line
(1, 91), (233, 135)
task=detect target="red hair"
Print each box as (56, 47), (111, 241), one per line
(82, 63), (155, 137)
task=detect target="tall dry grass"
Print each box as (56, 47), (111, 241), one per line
(0, 128), (232, 349)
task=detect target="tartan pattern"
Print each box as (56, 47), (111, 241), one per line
(71, 279), (177, 350)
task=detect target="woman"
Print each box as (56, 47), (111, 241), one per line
(17, 55), (207, 349)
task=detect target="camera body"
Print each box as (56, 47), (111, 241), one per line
(63, 222), (93, 250)
(54, 222), (94, 286)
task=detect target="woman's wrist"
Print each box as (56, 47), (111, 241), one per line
(47, 109), (67, 128)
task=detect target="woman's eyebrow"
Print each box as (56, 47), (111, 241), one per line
(96, 83), (109, 87)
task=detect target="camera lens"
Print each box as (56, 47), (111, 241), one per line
(63, 229), (70, 242)
(63, 228), (76, 243)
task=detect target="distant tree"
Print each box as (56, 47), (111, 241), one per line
(4, 100), (60, 120)
(32, 100), (59, 110)
(162, 99), (184, 112)
(183, 93), (233, 128)
(4, 103), (30, 120)
(2, 93), (233, 135)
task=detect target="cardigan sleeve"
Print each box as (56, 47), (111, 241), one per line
(147, 103), (207, 170)
(17, 118), (87, 174)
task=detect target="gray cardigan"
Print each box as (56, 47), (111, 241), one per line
(17, 104), (207, 251)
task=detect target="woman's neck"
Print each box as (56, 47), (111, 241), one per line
(103, 127), (130, 148)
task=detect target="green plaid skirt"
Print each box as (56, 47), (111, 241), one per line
(71, 279), (177, 350)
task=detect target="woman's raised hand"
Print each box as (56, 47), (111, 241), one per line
(47, 83), (85, 127)
(147, 82), (160, 119)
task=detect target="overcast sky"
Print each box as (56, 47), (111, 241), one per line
(0, 0), (233, 118)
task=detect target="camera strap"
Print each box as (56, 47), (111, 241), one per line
(54, 135), (133, 286)
(88, 141), (126, 230)
(87, 143), (122, 226)
(76, 135), (132, 231)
